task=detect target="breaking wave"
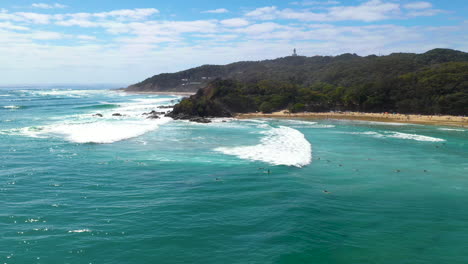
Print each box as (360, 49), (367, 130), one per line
(438, 128), (465, 132)
(75, 103), (120, 110)
(48, 118), (171, 144)
(30, 89), (107, 98)
(215, 126), (312, 167)
(387, 132), (445, 142)
(3, 105), (22, 109)
(348, 131), (445, 142)
(2, 95), (178, 144)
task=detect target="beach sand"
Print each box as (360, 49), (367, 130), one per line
(237, 110), (468, 127)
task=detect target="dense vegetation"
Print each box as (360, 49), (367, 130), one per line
(127, 48), (468, 95)
(169, 62), (467, 117)
(128, 48), (467, 116)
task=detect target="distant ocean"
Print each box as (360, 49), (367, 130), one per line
(1, 86), (467, 264)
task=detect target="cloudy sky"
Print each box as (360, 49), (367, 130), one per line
(0, 0), (466, 85)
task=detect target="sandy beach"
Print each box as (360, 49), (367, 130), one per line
(238, 110), (468, 127)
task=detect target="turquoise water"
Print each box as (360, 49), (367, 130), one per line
(1, 86), (467, 264)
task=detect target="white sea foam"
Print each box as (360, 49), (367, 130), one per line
(347, 131), (444, 142)
(115, 97), (177, 114)
(438, 128), (465, 132)
(131, 98), (179, 104)
(387, 132), (445, 142)
(281, 120), (335, 128)
(340, 120), (411, 126)
(4, 95), (176, 143)
(68, 229), (91, 233)
(238, 119), (268, 124)
(46, 117), (171, 143)
(215, 126), (312, 167)
(3, 105), (20, 109)
(349, 131), (383, 136)
(0, 126), (47, 138)
(210, 118), (236, 123)
(283, 120), (318, 125)
(31, 89), (106, 98)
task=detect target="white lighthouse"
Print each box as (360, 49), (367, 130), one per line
(292, 48), (298, 56)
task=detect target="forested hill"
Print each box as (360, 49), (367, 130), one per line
(126, 48), (468, 93)
(166, 48), (468, 117)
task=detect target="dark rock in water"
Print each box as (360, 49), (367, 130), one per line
(165, 112), (190, 120)
(165, 112), (210, 123)
(112, 113), (122, 116)
(143, 110), (163, 119)
(143, 110), (164, 116)
(93, 113), (103, 117)
(189, 117), (211, 123)
(159, 105), (174, 109)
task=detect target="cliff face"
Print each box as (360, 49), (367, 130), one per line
(126, 49), (468, 93)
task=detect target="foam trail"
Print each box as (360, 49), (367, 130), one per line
(3, 94), (178, 143)
(31, 89), (106, 97)
(283, 120), (318, 125)
(348, 131), (445, 142)
(47, 117), (171, 144)
(68, 229), (91, 233)
(215, 126), (312, 167)
(387, 132), (445, 142)
(3, 105), (20, 109)
(438, 128), (465, 132)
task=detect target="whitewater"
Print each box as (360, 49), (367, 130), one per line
(1, 86), (467, 264)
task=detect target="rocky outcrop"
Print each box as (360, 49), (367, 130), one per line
(189, 117), (211, 123)
(142, 110), (165, 119)
(165, 112), (211, 123)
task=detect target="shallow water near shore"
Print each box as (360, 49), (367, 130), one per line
(1, 86), (467, 263)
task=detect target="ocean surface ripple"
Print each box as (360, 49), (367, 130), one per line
(1, 86), (467, 264)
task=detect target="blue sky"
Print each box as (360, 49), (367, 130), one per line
(0, 0), (466, 85)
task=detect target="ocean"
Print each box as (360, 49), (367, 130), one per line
(1, 86), (467, 264)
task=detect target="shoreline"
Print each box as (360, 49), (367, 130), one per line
(237, 110), (468, 127)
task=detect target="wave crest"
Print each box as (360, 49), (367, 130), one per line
(215, 126), (312, 167)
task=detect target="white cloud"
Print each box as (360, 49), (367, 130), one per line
(245, 6), (278, 20)
(92, 8), (159, 20)
(404, 2), (432, 10)
(0, 22), (29, 30)
(236, 22), (286, 35)
(29, 30), (65, 40)
(407, 9), (444, 17)
(202, 8), (229, 14)
(0, 2), (464, 84)
(55, 19), (98, 27)
(77, 35), (97, 40)
(246, 1), (401, 22)
(290, 1), (340, 6)
(0, 8), (159, 26)
(32, 3), (67, 9)
(327, 0), (400, 22)
(220, 18), (249, 27)
(14, 12), (52, 24)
